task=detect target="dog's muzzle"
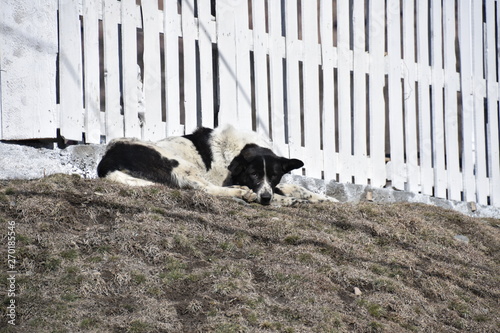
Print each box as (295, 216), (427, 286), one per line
(256, 181), (273, 205)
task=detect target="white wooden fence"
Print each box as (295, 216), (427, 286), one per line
(1, 0), (499, 207)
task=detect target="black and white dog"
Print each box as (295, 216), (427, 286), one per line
(97, 125), (336, 205)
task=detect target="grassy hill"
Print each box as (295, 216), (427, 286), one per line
(1, 174), (499, 332)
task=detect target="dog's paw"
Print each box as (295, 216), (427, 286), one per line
(315, 195), (339, 203)
(271, 194), (308, 207)
(228, 185), (258, 202)
(242, 188), (258, 202)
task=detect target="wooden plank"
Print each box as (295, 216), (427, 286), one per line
(352, 0), (367, 183)
(387, 0), (405, 190)
(252, 0), (270, 136)
(83, 0), (102, 143)
(402, 0), (419, 193)
(368, 0), (386, 187)
(121, 0), (141, 139)
(234, 0), (253, 131)
(59, 0), (85, 141)
(141, 0), (163, 140)
(102, 0), (124, 141)
(197, 0), (215, 128)
(301, 0), (322, 178)
(216, 0), (240, 127)
(319, 0), (337, 180)
(416, 0), (434, 196)
(268, 0), (288, 157)
(443, 0), (461, 201)
(430, 0), (446, 198)
(284, 0), (303, 167)
(0, 0), (58, 140)
(485, 0), (500, 206)
(181, 0), (199, 133)
(163, 0), (183, 136)
(458, 0), (476, 202)
(472, 0), (488, 204)
(336, 0), (352, 183)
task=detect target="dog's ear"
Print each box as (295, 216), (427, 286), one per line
(228, 155), (246, 176)
(282, 158), (304, 173)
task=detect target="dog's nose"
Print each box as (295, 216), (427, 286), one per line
(260, 192), (272, 205)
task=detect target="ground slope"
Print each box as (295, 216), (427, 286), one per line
(0, 174), (499, 332)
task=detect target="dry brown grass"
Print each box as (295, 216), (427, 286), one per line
(0, 174), (499, 332)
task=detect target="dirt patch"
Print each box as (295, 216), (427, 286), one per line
(1, 174), (499, 332)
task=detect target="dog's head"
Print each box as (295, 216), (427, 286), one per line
(227, 144), (304, 205)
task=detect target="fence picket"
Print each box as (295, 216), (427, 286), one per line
(443, 0), (461, 201)
(416, 0), (434, 196)
(387, 0), (405, 190)
(82, 0), (101, 144)
(268, 0), (288, 157)
(336, 0), (353, 183)
(458, 0), (476, 202)
(252, 0), (270, 136)
(368, 0), (387, 187)
(121, 0), (141, 140)
(234, 1), (253, 131)
(285, 0), (303, 169)
(181, 0), (199, 134)
(430, 0), (447, 199)
(216, 0), (239, 128)
(472, 0), (488, 205)
(102, 0), (124, 141)
(197, 0), (215, 128)
(320, 0), (338, 180)
(301, 0), (322, 178)
(163, 0), (183, 136)
(59, 0), (84, 141)
(352, 0), (367, 183)
(402, 0), (419, 193)
(141, 0), (163, 140)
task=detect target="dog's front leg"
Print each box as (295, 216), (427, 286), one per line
(224, 185), (259, 202)
(275, 184), (338, 203)
(191, 183), (258, 202)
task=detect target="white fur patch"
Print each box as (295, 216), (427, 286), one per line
(106, 170), (155, 187)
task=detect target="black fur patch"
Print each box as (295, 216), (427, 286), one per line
(97, 142), (179, 185)
(182, 127), (214, 170)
